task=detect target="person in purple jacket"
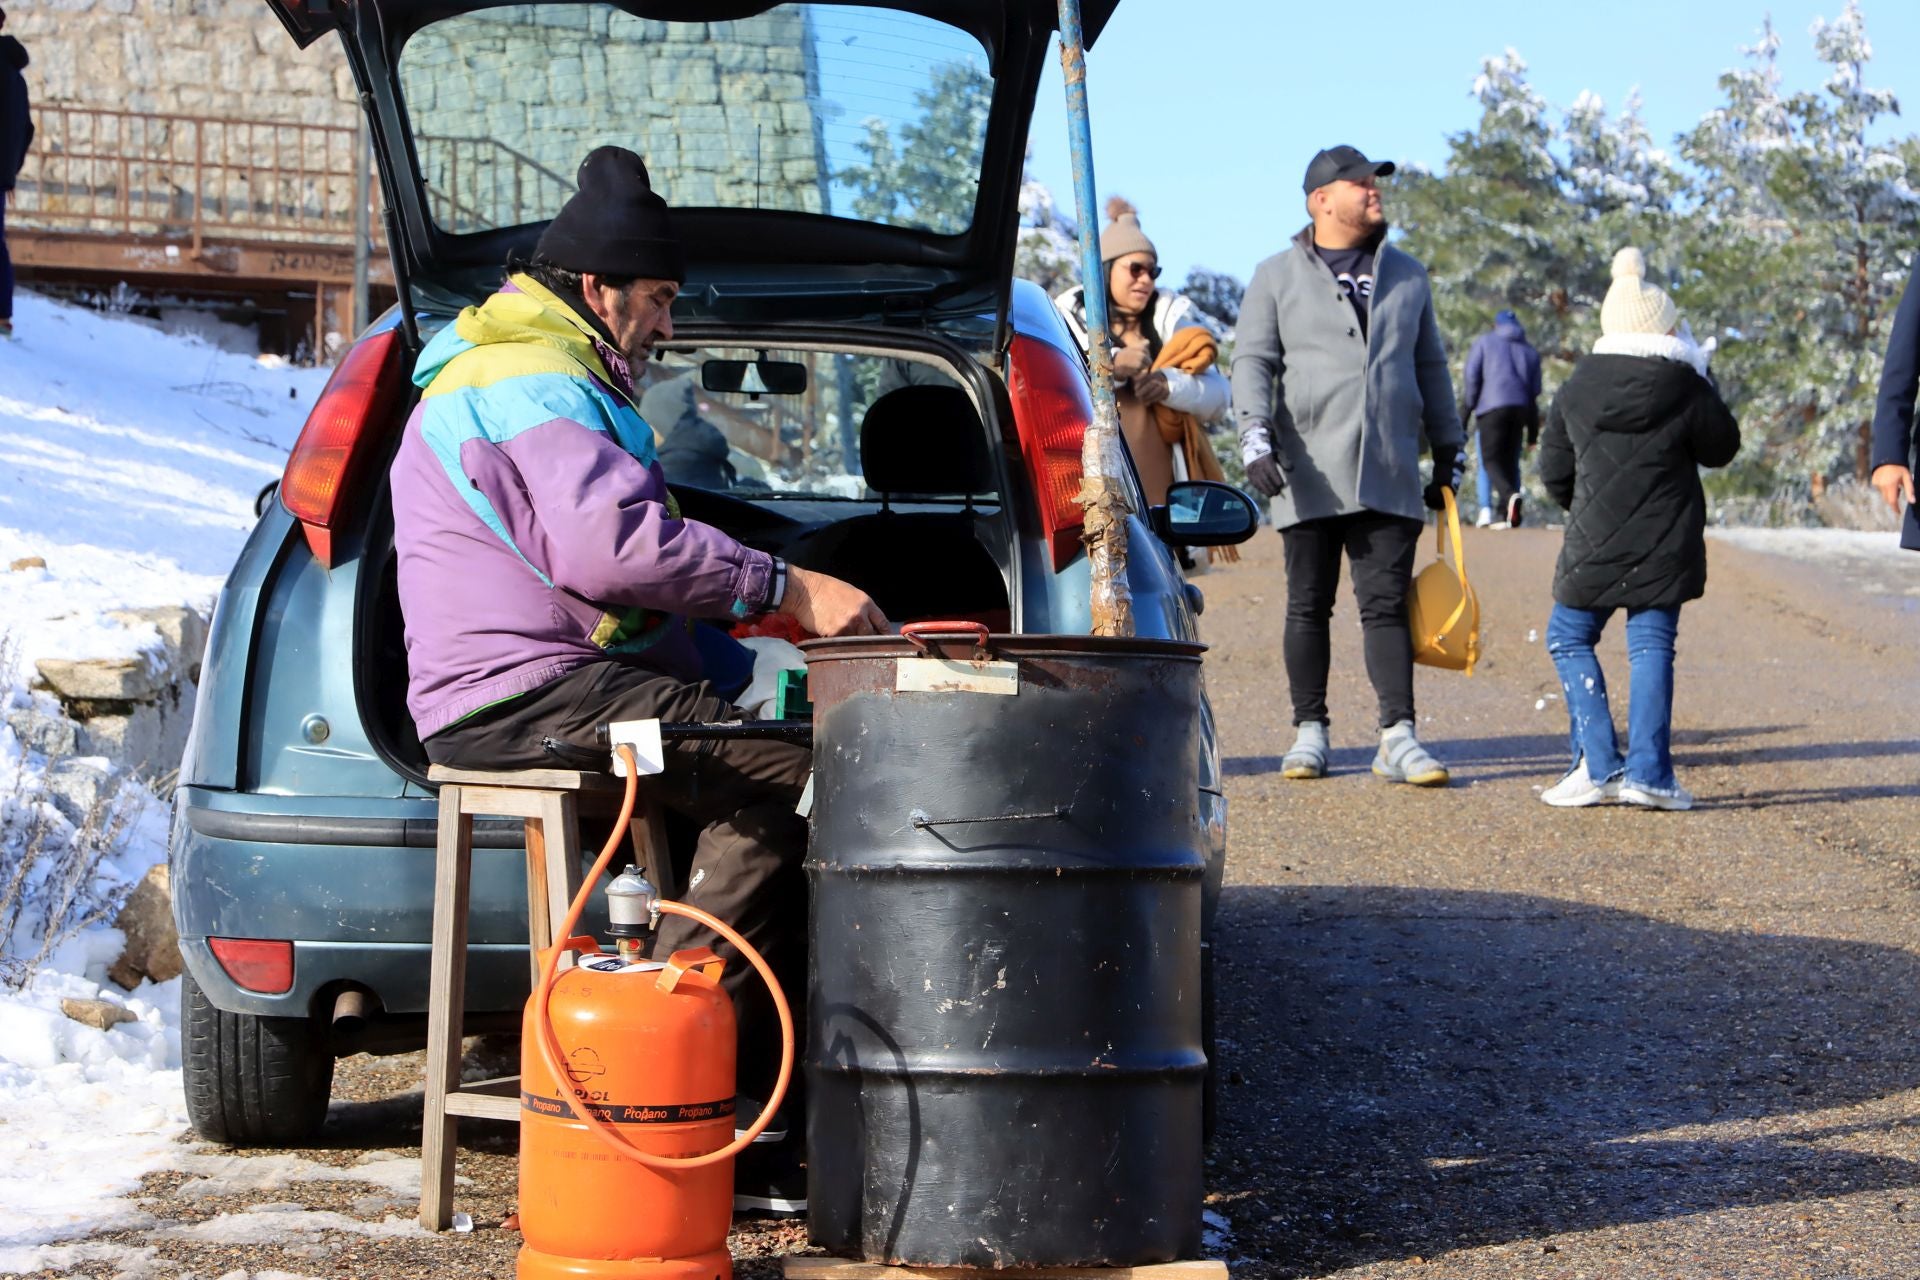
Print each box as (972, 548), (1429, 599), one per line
(390, 148), (882, 1213)
(1461, 309), (1544, 529)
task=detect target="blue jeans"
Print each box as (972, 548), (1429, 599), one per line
(1474, 443), (1492, 513)
(1545, 602), (1683, 792)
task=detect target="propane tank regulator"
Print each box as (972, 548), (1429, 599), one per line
(602, 865), (660, 962)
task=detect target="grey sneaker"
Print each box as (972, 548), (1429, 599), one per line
(1619, 780), (1694, 811)
(1541, 758), (1618, 807)
(1281, 721), (1329, 780)
(1373, 721), (1449, 786)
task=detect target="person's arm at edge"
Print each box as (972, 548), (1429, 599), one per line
(1870, 261), (1920, 509)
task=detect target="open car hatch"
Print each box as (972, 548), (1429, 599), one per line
(263, 0), (1118, 324)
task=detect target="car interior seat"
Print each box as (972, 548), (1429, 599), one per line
(782, 384), (1009, 624)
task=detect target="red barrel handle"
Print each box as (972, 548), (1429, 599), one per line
(900, 621), (990, 654)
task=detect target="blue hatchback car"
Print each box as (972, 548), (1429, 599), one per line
(175, 0), (1253, 1143)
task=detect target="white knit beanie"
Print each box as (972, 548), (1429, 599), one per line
(1599, 247), (1678, 338)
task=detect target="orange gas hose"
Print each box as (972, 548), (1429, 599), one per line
(528, 744), (795, 1170)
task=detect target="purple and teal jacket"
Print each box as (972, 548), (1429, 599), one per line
(391, 274), (779, 740)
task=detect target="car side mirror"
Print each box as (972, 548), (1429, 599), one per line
(1150, 481), (1260, 546)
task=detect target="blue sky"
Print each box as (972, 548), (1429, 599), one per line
(1024, 0), (1920, 287)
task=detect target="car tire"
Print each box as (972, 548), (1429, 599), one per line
(181, 969), (334, 1145)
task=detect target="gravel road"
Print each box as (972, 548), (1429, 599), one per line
(25, 526), (1919, 1280)
(1204, 526), (1920, 1278)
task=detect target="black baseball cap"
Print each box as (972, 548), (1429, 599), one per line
(1302, 145), (1395, 195)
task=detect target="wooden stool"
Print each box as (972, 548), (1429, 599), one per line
(418, 764), (673, 1231)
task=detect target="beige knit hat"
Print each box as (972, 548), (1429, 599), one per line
(1600, 247), (1678, 337)
(1099, 196), (1157, 264)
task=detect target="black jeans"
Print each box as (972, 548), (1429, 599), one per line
(1279, 511), (1424, 729)
(425, 661), (810, 1104)
(1475, 405), (1531, 514)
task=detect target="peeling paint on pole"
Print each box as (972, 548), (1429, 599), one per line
(1056, 0), (1134, 638)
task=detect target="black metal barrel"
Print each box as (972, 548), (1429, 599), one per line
(801, 627), (1207, 1269)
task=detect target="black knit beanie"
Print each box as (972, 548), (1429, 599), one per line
(534, 146), (686, 283)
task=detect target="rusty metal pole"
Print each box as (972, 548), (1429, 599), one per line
(1056, 0), (1133, 637)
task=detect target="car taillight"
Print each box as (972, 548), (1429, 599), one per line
(209, 937), (295, 994)
(281, 327), (407, 567)
(1007, 334), (1090, 571)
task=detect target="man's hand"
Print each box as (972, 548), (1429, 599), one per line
(1240, 422), (1285, 498)
(779, 566), (888, 637)
(1871, 463), (1915, 513)
(1424, 447), (1462, 512)
(1246, 454), (1286, 498)
(1133, 371), (1171, 407)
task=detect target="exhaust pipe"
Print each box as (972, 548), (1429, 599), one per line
(331, 988), (370, 1037)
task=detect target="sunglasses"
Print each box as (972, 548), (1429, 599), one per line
(1120, 261), (1163, 281)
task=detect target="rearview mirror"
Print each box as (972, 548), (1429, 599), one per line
(1151, 481), (1261, 547)
(701, 358), (808, 396)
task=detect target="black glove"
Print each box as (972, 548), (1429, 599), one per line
(1246, 453), (1287, 498)
(1240, 422), (1286, 498)
(1424, 446), (1461, 511)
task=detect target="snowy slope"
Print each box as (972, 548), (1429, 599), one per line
(0, 291), (330, 1269)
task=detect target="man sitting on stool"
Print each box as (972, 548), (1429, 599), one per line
(391, 147), (883, 1213)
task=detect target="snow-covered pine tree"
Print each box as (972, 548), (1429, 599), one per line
(1561, 88), (1683, 319)
(1684, 4), (1920, 483)
(1397, 50), (1582, 374)
(838, 61), (992, 233)
(1013, 162), (1081, 297)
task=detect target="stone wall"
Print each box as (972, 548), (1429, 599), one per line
(9, 2), (828, 231)
(400, 7), (826, 230)
(9, 0), (356, 127)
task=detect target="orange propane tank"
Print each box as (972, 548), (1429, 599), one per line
(518, 945), (738, 1280)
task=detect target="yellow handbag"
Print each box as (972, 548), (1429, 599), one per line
(1409, 486), (1480, 674)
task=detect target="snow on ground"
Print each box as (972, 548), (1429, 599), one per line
(1709, 527), (1920, 599)
(0, 290), (331, 1269)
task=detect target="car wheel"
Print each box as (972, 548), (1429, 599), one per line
(181, 969), (334, 1144)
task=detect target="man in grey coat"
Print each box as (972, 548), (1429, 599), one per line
(1233, 145), (1465, 786)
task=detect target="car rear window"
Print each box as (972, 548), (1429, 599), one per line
(398, 3), (992, 238)
(640, 347), (996, 511)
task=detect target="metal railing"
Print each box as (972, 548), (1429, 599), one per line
(417, 135), (574, 234)
(9, 104), (577, 248)
(10, 104), (378, 248)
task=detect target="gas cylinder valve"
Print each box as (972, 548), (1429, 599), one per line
(603, 865), (659, 960)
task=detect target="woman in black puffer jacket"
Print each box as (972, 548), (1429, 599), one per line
(1535, 248), (1740, 812)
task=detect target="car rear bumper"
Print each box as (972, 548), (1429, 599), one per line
(172, 787), (592, 1018)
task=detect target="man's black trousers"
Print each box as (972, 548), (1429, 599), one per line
(425, 660), (809, 1104)
(1279, 510), (1424, 729)
(1476, 404), (1531, 515)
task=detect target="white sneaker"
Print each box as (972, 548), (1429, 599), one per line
(1281, 721), (1329, 780)
(1541, 759), (1618, 807)
(1619, 781), (1694, 811)
(1475, 506), (1494, 528)
(1373, 721), (1449, 786)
